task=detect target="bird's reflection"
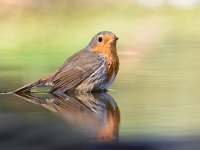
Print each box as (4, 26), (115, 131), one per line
(14, 92), (120, 142)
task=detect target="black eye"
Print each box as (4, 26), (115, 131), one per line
(98, 37), (103, 42)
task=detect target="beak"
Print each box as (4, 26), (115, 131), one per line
(108, 37), (119, 44)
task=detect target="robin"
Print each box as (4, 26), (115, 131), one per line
(14, 31), (119, 93)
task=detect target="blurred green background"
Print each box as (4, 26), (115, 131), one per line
(1, 0), (200, 140)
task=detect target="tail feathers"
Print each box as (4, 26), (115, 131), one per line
(14, 79), (47, 93)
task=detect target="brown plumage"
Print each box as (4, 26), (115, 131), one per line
(14, 31), (119, 94)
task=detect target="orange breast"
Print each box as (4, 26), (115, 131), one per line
(93, 44), (119, 82)
(105, 54), (119, 82)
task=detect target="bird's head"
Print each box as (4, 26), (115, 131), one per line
(88, 31), (118, 55)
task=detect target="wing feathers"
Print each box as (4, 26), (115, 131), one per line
(49, 49), (104, 93)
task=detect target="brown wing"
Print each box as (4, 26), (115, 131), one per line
(49, 49), (103, 93)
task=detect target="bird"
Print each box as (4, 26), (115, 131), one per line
(14, 31), (119, 94)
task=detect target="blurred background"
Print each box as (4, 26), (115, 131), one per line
(1, 0), (200, 146)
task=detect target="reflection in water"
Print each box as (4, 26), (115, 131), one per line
(14, 92), (120, 142)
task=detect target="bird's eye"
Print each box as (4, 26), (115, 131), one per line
(98, 37), (103, 42)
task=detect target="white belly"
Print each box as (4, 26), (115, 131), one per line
(75, 66), (116, 92)
(100, 73), (115, 90)
(75, 55), (116, 92)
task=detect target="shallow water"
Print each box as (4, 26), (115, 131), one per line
(1, 5), (200, 148)
(1, 43), (200, 144)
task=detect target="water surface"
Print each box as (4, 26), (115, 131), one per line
(1, 4), (200, 148)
